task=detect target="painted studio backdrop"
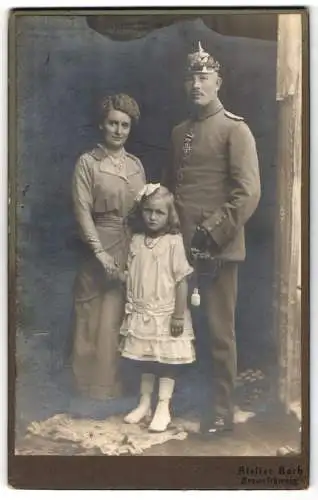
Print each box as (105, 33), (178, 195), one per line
(13, 13), (298, 456)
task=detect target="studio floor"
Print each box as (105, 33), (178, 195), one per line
(13, 331), (301, 457)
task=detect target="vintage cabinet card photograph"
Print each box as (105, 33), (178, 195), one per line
(7, 7), (309, 490)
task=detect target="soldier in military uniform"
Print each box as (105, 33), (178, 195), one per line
(162, 43), (261, 436)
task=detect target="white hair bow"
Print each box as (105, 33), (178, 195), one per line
(135, 183), (161, 203)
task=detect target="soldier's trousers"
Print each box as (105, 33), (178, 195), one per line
(198, 262), (238, 420)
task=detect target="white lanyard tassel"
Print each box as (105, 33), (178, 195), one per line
(191, 287), (201, 307)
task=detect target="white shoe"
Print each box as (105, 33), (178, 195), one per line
(148, 377), (175, 433)
(124, 395), (152, 424)
(148, 400), (171, 432)
(124, 373), (155, 424)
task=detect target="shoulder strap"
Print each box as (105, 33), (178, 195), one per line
(224, 110), (244, 121)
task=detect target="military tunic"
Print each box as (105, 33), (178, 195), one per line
(164, 98), (260, 260)
(71, 144), (145, 400)
(162, 98), (261, 420)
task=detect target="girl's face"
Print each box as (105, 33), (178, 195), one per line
(142, 196), (169, 235)
(100, 109), (131, 151)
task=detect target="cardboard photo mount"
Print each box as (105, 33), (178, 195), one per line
(7, 7), (309, 490)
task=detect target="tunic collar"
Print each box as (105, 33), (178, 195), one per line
(192, 98), (223, 121)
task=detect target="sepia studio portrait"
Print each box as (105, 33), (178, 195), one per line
(8, 8), (309, 490)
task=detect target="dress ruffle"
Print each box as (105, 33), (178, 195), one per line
(119, 335), (195, 364)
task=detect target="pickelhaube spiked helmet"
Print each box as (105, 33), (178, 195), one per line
(186, 42), (220, 74)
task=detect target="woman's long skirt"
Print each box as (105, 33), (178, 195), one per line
(71, 219), (128, 400)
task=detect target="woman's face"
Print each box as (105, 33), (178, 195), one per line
(101, 109), (132, 151)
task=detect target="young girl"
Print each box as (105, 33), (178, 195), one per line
(120, 183), (195, 432)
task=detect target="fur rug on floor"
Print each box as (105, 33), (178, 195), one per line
(23, 407), (255, 456)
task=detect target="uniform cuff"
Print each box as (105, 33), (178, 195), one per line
(201, 215), (227, 248)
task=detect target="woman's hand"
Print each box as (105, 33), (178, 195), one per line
(96, 251), (120, 280)
(170, 315), (184, 337)
(118, 270), (128, 286)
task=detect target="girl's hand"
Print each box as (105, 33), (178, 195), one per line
(96, 251), (120, 279)
(170, 315), (184, 337)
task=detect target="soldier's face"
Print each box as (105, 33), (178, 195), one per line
(184, 72), (221, 107)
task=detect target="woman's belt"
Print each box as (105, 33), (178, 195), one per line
(93, 213), (126, 227)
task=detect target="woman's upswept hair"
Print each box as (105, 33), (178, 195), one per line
(127, 185), (181, 235)
(99, 93), (140, 124)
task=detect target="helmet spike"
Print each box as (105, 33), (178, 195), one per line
(186, 43), (220, 74)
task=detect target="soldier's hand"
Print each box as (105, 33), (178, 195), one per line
(191, 226), (210, 252)
(170, 315), (184, 337)
(191, 226), (220, 261)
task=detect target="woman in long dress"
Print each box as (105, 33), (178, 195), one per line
(71, 94), (145, 400)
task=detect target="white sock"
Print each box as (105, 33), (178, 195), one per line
(124, 394), (152, 424)
(124, 373), (155, 424)
(148, 377), (175, 432)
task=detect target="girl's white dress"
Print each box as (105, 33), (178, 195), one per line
(120, 233), (195, 364)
